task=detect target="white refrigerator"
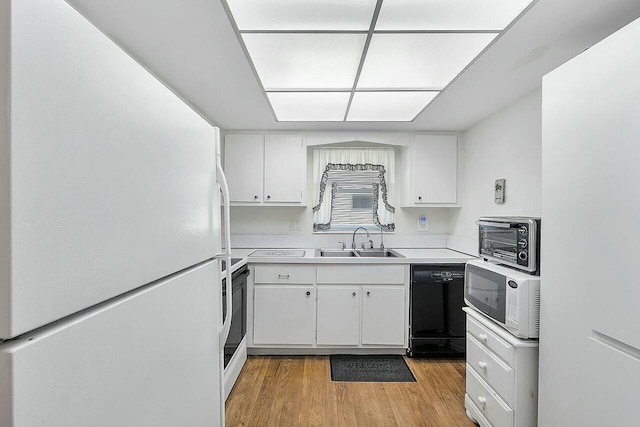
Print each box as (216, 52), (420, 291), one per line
(539, 16), (640, 427)
(0, 1), (232, 426)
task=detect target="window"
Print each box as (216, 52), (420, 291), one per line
(312, 147), (396, 232)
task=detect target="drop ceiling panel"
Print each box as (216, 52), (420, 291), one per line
(267, 92), (351, 121)
(357, 33), (497, 89)
(226, 0), (378, 31)
(242, 33), (367, 90)
(376, 0), (533, 30)
(347, 91), (439, 121)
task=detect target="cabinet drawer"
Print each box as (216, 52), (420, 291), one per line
(254, 265), (314, 284)
(467, 333), (515, 407)
(467, 315), (515, 367)
(466, 365), (514, 427)
(316, 265), (405, 284)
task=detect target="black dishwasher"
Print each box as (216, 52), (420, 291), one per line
(407, 264), (466, 358)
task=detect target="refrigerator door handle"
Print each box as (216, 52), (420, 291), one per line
(215, 128), (233, 349)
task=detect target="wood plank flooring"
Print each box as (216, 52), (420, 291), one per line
(225, 356), (475, 427)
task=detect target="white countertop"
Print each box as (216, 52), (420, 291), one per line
(229, 247), (474, 265)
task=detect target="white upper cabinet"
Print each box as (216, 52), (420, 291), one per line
(224, 133), (306, 205)
(408, 134), (458, 205)
(224, 134), (264, 203)
(263, 134), (305, 203)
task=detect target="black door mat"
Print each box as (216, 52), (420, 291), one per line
(330, 355), (416, 382)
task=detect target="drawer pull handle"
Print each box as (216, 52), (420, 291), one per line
(478, 333), (488, 342)
(305, 291), (311, 296)
(477, 396), (487, 408)
(478, 361), (487, 370)
(277, 274), (290, 279)
(352, 292), (357, 297)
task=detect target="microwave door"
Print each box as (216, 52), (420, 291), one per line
(464, 264), (506, 324)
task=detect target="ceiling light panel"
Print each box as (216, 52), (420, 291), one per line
(347, 91), (438, 121)
(226, 0), (378, 31)
(242, 34), (367, 90)
(375, 0), (533, 30)
(267, 92), (351, 121)
(357, 33), (496, 90)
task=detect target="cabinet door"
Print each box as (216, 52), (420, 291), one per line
(317, 287), (360, 346)
(264, 134), (305, 203)
(224, 134), (264, 202)
(411, 135), (457, 204)
(361, 286), (405, 346)
(253, 285), (315, 345)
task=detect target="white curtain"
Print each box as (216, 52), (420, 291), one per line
(312, 147), (396, 230)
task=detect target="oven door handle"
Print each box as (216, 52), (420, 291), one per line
(476, 220), (512, 228)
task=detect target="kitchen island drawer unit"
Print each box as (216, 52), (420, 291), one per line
(467, 314), (516, 367)
(464, 308), (538, 427)
(466, 366), (514, 427)
(254, 265), (314, 284)
(467, 333), (515, 407)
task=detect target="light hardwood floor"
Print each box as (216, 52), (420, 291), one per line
(225, 356), (475, 427)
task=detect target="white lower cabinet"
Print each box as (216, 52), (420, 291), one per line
(361, 286), (405, 346)
(316, 265), (407, 348)
(250, 264), (408, 349)
(316, 287), (360, 345)
(252, 264), (316, 345)
(253, 285), (315, 345)
(464, 308), (538, 427)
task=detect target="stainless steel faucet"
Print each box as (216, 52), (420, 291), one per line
(379, 225), (384, 250)
(351, 227), (371, 249)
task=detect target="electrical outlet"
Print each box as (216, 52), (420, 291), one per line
(417, 215), (429, 232)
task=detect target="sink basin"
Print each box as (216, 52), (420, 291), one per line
(316, 249), (359, 257)
(315, 249), (404, 258)
(354, 249), (404, 258)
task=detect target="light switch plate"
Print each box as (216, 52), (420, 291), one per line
(495, 179), (505, 204)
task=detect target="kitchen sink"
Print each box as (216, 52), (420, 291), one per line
(316, 249), (359, 257)
(355, 249), (403, 258)
(315, 249), (404, 258)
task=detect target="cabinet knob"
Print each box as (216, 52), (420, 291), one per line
(366, 291), (370, 296)
(352, 292), (356, 297)
(254, 195), (259, 200)
(477, 396), (487, 407)
(267, 195), (271, 199)
(478, 333), (488, 342)
(306, 291), (311, 296)
(478, 361), (487, 370)
(418, 196), (423, 201)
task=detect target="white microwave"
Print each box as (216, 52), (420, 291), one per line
(464, 259), (540, 339)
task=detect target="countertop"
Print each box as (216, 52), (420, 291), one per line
(228, 247), (474, 266)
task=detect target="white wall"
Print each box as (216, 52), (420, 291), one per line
(448, 89), (542, 254)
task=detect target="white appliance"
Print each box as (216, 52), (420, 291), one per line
(464, 259), (540, 339)
(0, 1), (232, 426)
(477, 216), (540, 274)
(539, 16), (640, 427)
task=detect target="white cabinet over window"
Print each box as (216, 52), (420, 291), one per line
(408, 134), (458, 205)
(224, 133), (306, 205)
